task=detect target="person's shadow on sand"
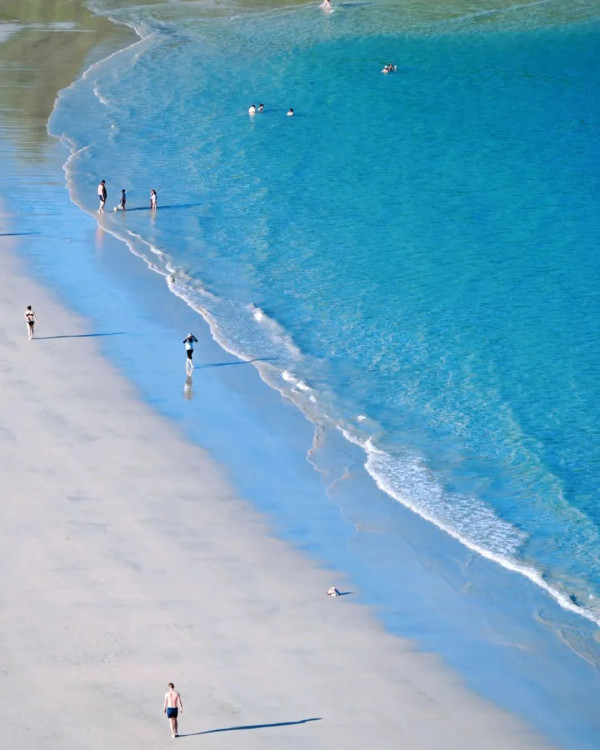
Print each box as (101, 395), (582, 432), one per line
(196, 357), (275, 369)
(123, 202), (204, 213)
(178, 717), (321, 737)
(34, 332), (126, 340)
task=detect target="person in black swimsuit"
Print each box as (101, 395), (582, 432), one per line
(24, 305), (38, 340)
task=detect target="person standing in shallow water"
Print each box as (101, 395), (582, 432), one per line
(97, 179), (107, 212)
(150, 189), (157, 210)
(163, 683), (183, 738)
(183, 332), (198, 372)
(24, 305), (37, 339)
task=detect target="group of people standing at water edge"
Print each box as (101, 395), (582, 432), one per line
(97, 179), (158, 213)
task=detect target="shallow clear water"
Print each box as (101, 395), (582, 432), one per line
(51, 0), (600, 628)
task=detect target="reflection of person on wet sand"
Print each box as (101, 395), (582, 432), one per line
(183, 372), (194, 400)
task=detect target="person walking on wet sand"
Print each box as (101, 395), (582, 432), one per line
(163, 683), (183, 738)
(24, 305), (37, 340)
(183, 332), (198, 371)
(97, 179), (107, 212)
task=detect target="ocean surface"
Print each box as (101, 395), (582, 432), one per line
(53, 0), (600, 622)
(4, 0), (600, 745)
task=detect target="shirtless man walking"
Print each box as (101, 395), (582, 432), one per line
(97, 179), (107, 212)
(163, 683), (183, 738)
(24, 305), (38, 339)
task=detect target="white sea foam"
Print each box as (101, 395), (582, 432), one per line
(92, 85), (110, 107)
(252, 306), (265, 322)
(337, 426), (600, 627)
(249, 305), (302, 358)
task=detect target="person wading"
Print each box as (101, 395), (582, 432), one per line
(183, 332), (198, 372)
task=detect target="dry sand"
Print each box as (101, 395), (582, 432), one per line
(0, 234), (555, 750)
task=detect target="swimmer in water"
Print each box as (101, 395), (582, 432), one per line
(287, 108), (294, 117)
(248, 104), (256, 115)
(258, 103), (264, 113)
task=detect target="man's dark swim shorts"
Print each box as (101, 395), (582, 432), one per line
(167, 707), (178, 719)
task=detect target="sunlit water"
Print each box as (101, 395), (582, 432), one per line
(51, 0), (600, 642)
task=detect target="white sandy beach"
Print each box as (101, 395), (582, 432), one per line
(0, 234), (555, 750)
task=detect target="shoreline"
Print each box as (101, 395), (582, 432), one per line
(48, 0), (600, 635)
(1, 2), (600, 748)
(0, 220), (554, 750)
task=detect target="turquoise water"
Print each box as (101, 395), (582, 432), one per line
(51, 0), (600, 626)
